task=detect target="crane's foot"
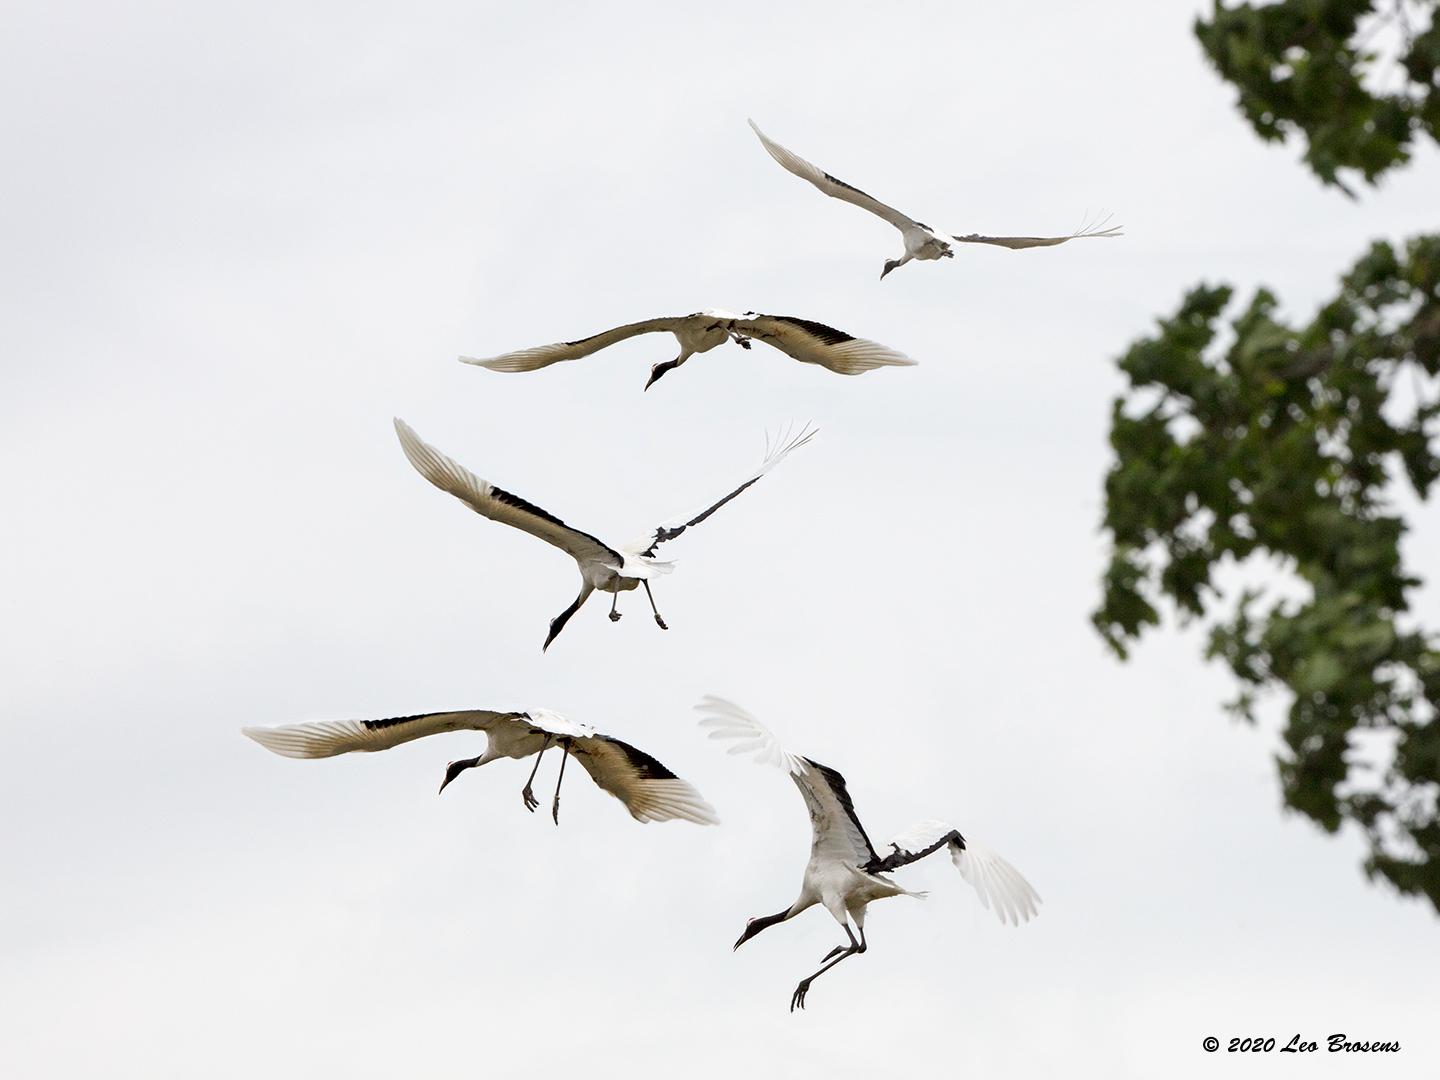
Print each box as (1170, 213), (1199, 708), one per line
(735, 336), (752, 349)
(522, 784), (538, 813)
(653, 614), (668, 630)
(608, 610), (622, 623)
(790, 979), (813, 1012)
(551, 795), (561, 826)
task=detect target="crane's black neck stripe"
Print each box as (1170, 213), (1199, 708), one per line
(592, 734), (677, 780)
(803, 757), (878, 860)
(766, 316), (855, 346)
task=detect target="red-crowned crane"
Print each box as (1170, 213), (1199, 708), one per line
(748, 119), (1122, 279)
(697, 695), (1039, 1011)
(394, 418), (814, 651)
(461, 309), (913, 391)
(243, 707), (718, 827)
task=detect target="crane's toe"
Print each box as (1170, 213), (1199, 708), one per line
(653, 614), (669, 630)
(608, 610), (622, 623)
(522, 786), (538, 812)
(790, 981), (811, 1012)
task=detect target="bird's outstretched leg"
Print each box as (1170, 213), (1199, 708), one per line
(520, 745), (548, 812)
(608, 590), (622, 623)
(791, 924), (863, 1012)
(819, 922), (867, 963)
(551, 738), (571, 825)
(641, 580), (668, 630)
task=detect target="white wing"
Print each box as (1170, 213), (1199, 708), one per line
(569, 734), (720, 825)
(627, 425), (816, 557)
(395, 418), (623, 568)
(951, 216), (1124, 251)
(870, 820), (1041, 926)
(748, 119), (919, 232)
(738, 315), (915, 376)
(241, 709), (523, 758)
(696, 696), (877, 866)
(460, 317), (691, 373)
(695, 694), (801, 772)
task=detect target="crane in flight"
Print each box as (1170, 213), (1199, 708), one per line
(697, 695), (1040, 1011)
(243, 707), (719, 827)
(748, 118), (1122, 279)
(394, 419), (815, 651)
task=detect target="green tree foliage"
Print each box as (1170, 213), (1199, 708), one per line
(1097, 237), (1440, 907)
(1196, 0), (1440, 192)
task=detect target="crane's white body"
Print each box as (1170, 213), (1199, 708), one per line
(699, 696), (1040, 1009)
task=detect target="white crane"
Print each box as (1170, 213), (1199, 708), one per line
(243, 707), (719, 826)
(461, 309), (914, 391)
(748, 119), (1123, 279)
(394, 418), (815, 651)
(697, 695), (1040, 1011)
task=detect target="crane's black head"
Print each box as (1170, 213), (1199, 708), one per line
(880, 258), (902, 280)
(644, 358), (681, 391)
(438, 756), (481, 795)
(733, 909), (790, 951)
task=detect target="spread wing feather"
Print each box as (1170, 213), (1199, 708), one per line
(628, 425), (815, 557)
(748, 119), (917, 232)
(696, 696), (877, 866)
(459, 317), (691, 373)
(394, 418), (623, 567)
(868, 819), (1041, 926)
(570, 734), (719, 825)
(241, 709), (524, 758)
(739, 315), (915, 375)
(951, 216), (1124, 251)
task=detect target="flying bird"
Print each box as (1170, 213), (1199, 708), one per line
(748, 118), (1122, 279)
(394, 418), (815, 651)
(697, 695), (1040, 1011)
(243, 707), (719, 827)
(461, 309), (914, 391)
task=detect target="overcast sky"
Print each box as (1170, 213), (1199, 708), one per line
(3, 1), (1438, 1076)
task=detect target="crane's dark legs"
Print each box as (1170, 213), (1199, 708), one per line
(551, 739), (571, 825)
(641, 580), (668, 630)
(792, 924), (866, 1012)
(520, 745), (548, 812)
(608, 590), (621, 622)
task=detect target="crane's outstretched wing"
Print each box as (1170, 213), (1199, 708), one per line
(867, 820), (1041, 926)
(242, 709), (525, 758)
(748, 119), (918, 232)
(627, 425), (816, 558)
(569, 734), (720, 825)
(395, 419), (624, 567)
(696, 695), (878, 867)
(737, 315), (915, 376)
(951, 216), (1124, 251)
(460, 317), (692, 373)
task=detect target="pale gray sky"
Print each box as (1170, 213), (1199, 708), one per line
(3, 1), (1437, 1076)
